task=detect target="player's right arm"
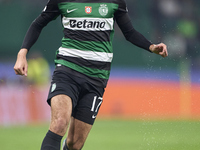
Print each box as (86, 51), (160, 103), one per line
(14, 0), (60, 76)
(14, 48), (28, 76)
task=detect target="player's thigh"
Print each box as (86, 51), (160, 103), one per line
(51, 94), (72, 120)
(50, 94), (73, 135)
(67, 117), (92, 149)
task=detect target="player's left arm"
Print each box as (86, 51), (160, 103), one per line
(115, 2), (168, 57)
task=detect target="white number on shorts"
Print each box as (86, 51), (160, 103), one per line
(91, 96), (103, 112)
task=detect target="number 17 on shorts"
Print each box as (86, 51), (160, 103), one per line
(91, 96), (103, 119)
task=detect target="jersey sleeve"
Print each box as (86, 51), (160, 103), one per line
(21, 0), (60, 51)
(115, 0), (152, 52)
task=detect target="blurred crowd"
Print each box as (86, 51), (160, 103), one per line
(126, 0), (200, 67)
(0, 51), (51, 87)
(151, 0), (200, 65)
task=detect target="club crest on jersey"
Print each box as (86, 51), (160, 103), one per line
(99, 4), (108, 17)
(85, 6), (92, 14)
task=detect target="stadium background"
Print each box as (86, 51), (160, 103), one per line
(0, 0), (200, 149)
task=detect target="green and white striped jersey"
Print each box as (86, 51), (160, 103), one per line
(46, 0), (128, 87)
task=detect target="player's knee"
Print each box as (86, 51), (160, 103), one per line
(51, 117), (68, 134)
(67, 138), (84, 150)
(55, 117), (67, 129)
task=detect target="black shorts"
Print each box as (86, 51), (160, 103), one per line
(47, 70), (105, 125)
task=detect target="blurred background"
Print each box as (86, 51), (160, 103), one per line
(0, 0), (200, 149)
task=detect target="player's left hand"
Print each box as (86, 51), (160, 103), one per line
(149, 43), (168, 58)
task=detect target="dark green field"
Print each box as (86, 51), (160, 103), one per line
(0, 119), (200, 150)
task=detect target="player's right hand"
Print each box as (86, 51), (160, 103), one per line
(14, 49), (28, 76)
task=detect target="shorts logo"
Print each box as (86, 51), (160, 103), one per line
(99, 4), (108, 17)
(92, 115), (96, 119)
(85, 6), (92, 14)
(51, 83), (56, 92)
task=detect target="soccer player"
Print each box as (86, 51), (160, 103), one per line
(14, 0), (168, 150)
